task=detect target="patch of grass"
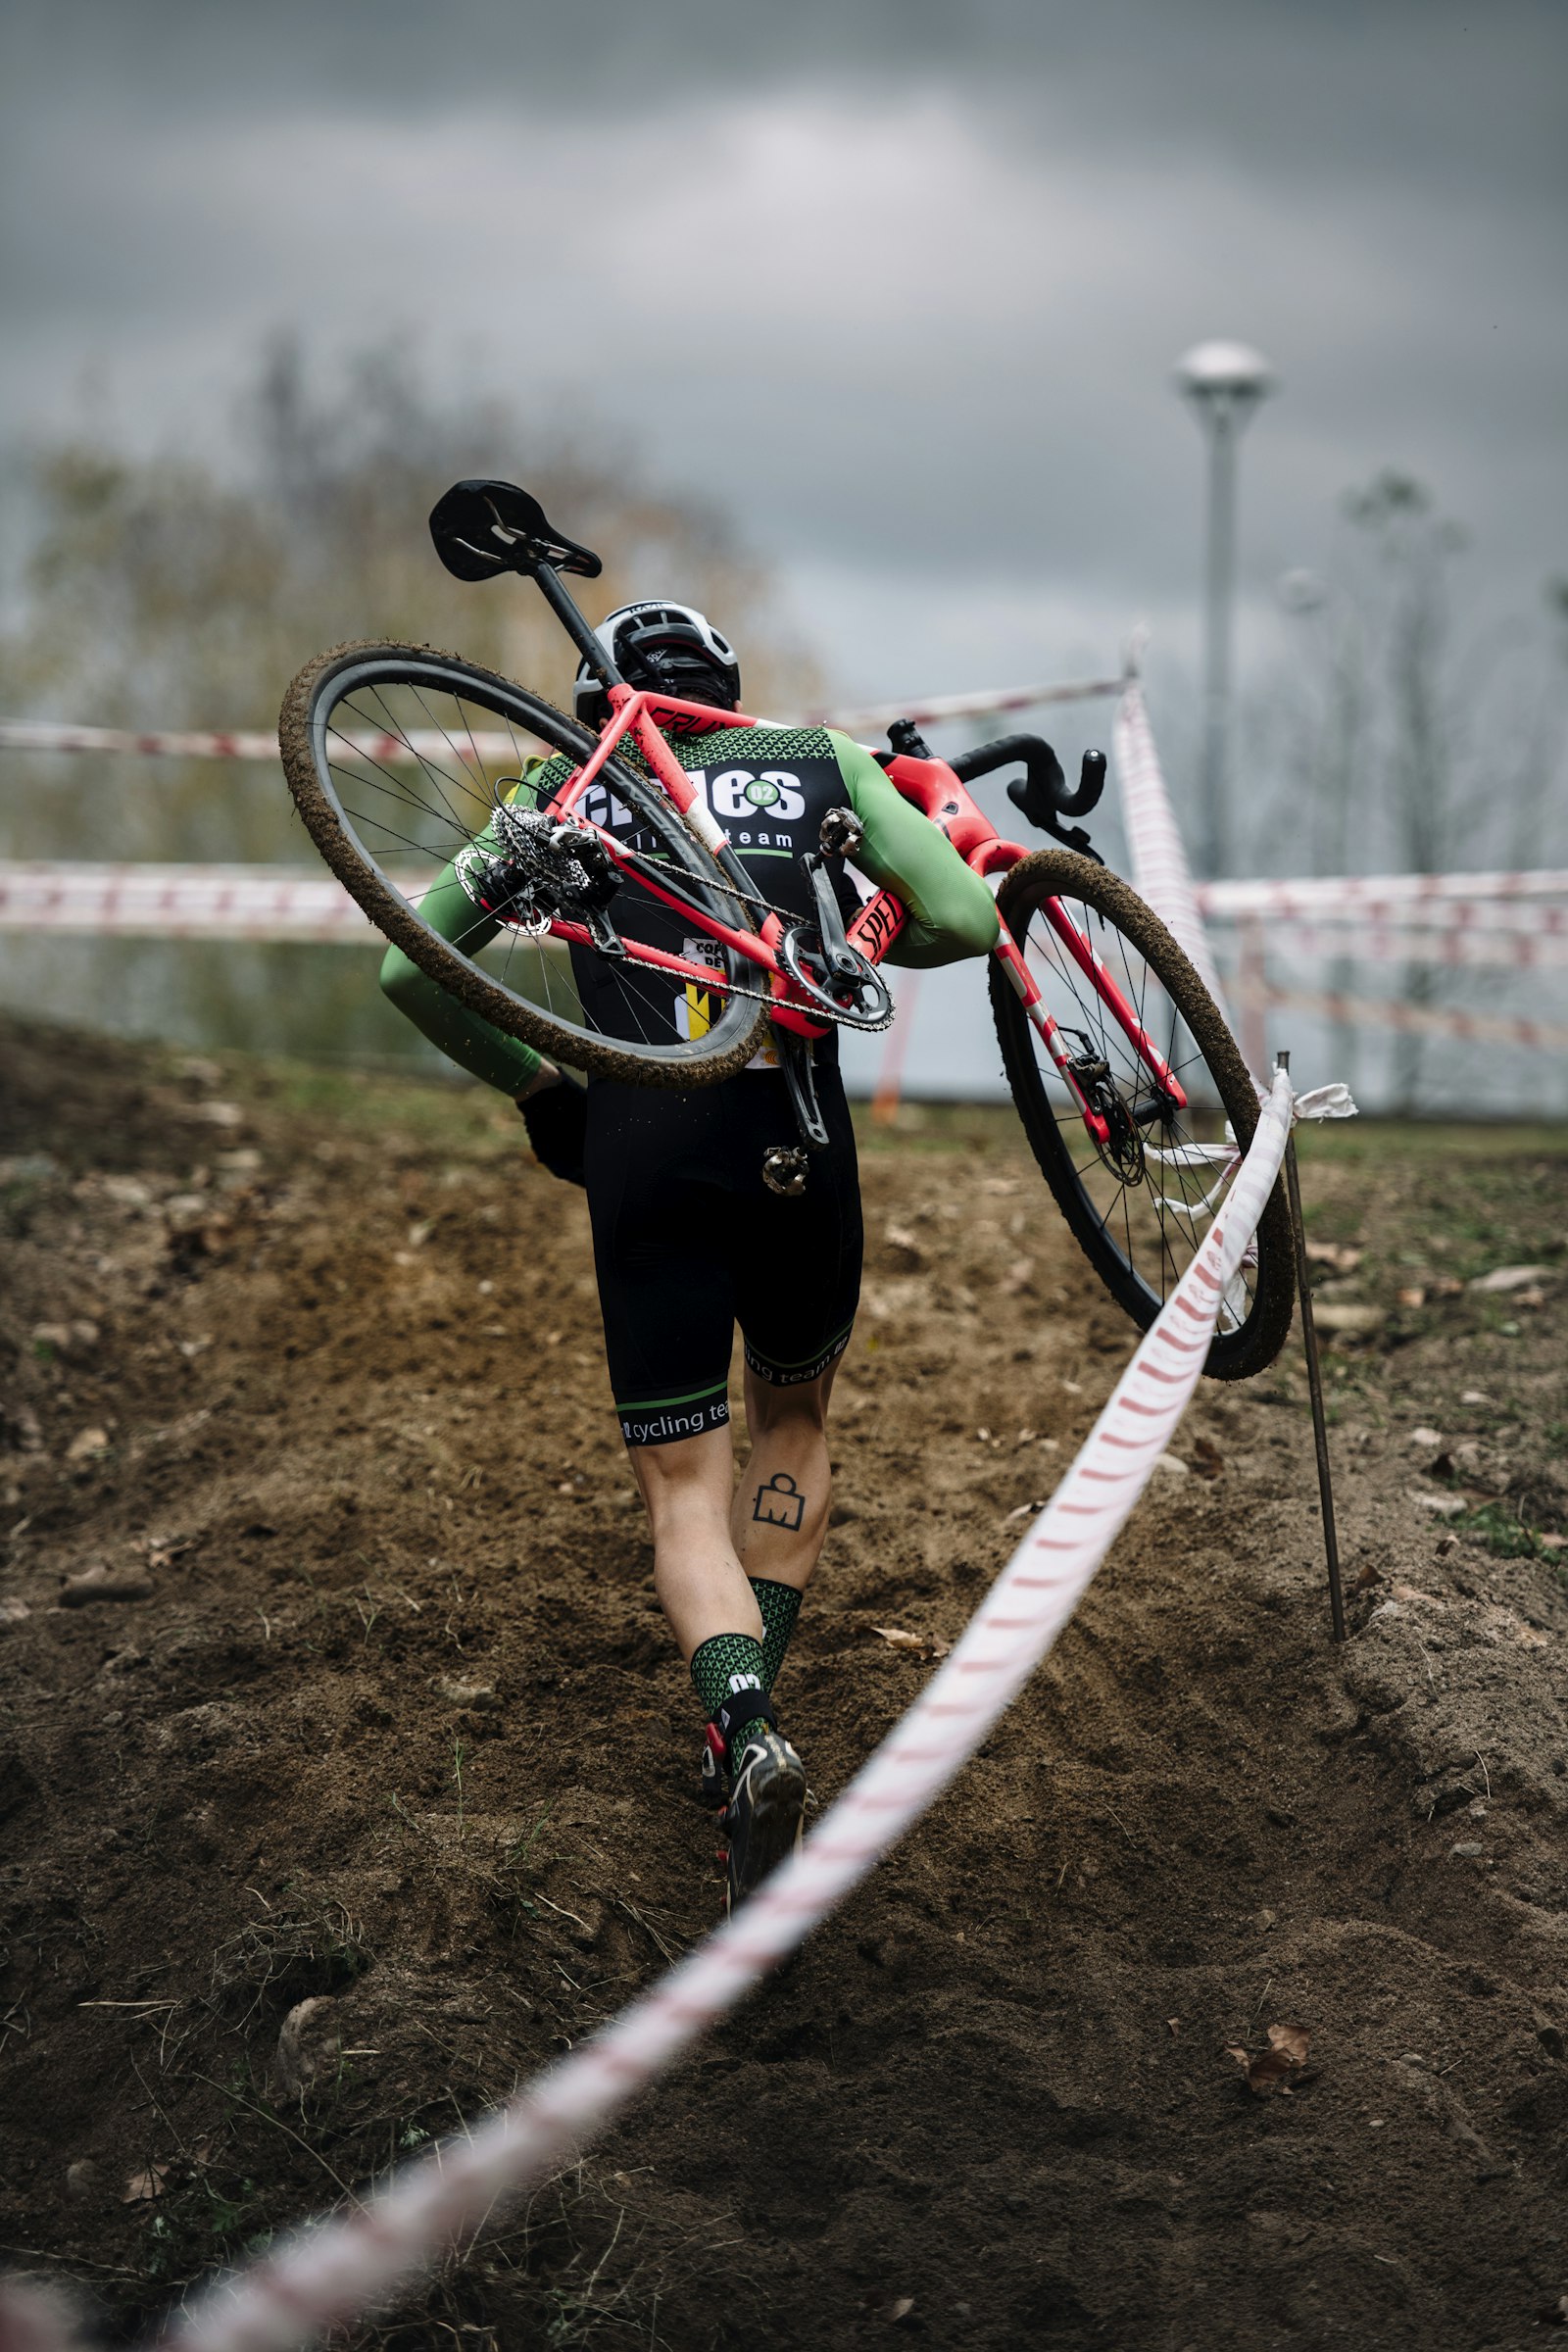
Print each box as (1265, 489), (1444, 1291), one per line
(851, 1100), (1025, 1155)
(1294, 1118), (1568, 1166)
(1453, 1500), (1551, 1560)
(493, 1802), (557, 1928)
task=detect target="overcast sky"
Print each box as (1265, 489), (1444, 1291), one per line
(2, 0), (1565, 712)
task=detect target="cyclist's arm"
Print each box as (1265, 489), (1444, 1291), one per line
(828, 731), (1000, 967)
(379, 840), (545, 1097)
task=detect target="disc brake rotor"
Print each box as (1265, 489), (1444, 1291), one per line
(1061, 1030), (1146, 1183)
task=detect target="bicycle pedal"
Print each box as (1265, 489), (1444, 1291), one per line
(761, 1145), (809, 1198)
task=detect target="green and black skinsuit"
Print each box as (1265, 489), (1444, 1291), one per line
(383, 721), (997, 1446)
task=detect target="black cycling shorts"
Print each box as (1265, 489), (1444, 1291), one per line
(583, 1067), (862, 1448)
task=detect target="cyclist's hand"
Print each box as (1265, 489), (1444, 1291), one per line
(516, 1067), (587, 1186)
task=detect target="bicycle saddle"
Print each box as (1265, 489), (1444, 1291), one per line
(428, 479), (604, 581)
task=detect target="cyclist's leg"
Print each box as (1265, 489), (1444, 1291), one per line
(730, 1358), (841, 1597)
(584, 1083), (768, 1707)
(727, 1060), (862, 1682)
(585, 1080), (737, 1456)
(630, 1425), (760, 1661)
(585, 1071), (842, 1886)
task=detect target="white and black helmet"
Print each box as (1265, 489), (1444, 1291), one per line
(573, 600), (741, 728)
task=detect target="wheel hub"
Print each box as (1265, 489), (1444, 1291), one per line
(1061, 1032), (1146, 1183)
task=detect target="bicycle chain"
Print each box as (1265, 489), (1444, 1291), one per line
(561, 809), (897, 1032)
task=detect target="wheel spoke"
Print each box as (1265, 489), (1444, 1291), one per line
(293, 654), (763, 1078)
(1000, 862), (1286, 1375)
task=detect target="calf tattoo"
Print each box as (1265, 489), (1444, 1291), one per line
(753, 1471), (806, 1532)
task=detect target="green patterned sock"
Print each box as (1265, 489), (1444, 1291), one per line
(749, 1578), (802, 1692)
(690, 1632), (769, 1749)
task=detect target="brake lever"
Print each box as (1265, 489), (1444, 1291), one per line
(1004, 776), (1105, 864)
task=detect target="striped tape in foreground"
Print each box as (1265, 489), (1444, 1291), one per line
(141, 1075), (1295, 2352)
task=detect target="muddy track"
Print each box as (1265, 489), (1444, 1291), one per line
(2, 1011), (1567, 2350)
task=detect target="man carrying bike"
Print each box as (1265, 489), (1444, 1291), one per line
(381, 596), (998, 1909)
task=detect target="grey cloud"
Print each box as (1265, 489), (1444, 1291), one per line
(5, 0), (1565, 200)
(1, 0), (1563, 710)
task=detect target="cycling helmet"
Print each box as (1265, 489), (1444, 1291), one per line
(573, 600), (741, 729)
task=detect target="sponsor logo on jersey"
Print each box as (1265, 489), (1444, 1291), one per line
(699, 767), (808, 821)
(674, 935), (724, 1044)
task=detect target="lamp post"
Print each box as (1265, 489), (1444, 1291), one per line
(1174, 340), (1276, 877)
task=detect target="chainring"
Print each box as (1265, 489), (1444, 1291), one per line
(777, 923), (895, 1033)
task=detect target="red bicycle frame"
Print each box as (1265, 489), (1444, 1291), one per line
(544, 680), (1187, 1144)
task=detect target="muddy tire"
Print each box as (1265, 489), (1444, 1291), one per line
(279, 640), (771, 1087)
(991, 849), (1295, 1381)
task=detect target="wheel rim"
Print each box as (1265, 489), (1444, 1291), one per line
(307, 656), (760, 1067)
(1012, 883), (1263, 1338)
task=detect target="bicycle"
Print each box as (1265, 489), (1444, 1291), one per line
(279, 478), (1294, 1379)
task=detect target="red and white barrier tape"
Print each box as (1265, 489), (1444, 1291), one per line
(1239, 982), (1568, 1055)
(0, 720), (289, 761)
(1110, 680), (1232, 1019)
(0, 675), (1127, 771)
(0, 863), (375, 945)
(1198, 869), (1568, 918)
(1210, 897), (1568, 940)
(0, 722), (529, 767)
(8, 862), (1568, 970)
(1107, 684), (1566, 1066)
(1222, 917), (1568, 973)
(814, 673), (1127, 733)
(0, 1077), (1267, 2352)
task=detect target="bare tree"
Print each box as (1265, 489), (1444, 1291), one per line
(1265, 470), (1566, 1109)
(0, 340), (819, 1061)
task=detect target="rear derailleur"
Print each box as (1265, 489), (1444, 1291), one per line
(458, 804), (624, 955)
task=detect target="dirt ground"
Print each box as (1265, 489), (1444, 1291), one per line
(3, 1008), (1567, 2352)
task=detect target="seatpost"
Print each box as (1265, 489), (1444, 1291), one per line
(527, 560), (624, 693)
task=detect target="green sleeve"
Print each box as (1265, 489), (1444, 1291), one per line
(828, 731), (1001, 969)
(379, 835), (545, 1098)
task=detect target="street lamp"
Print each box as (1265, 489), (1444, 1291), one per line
(1174, 339), (1277, 877)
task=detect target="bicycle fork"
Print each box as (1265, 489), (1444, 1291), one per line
(992, 903), (1188, 1147)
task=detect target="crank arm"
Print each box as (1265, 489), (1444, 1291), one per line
(798, 852), (863, 987)
(777, 1028), (830, 1152)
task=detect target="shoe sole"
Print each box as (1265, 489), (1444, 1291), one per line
(727, 1748), (807, 1909)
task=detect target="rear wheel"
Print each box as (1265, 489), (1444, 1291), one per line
(279, 640), (771, 1086)
(991, 850), (1294, 1381)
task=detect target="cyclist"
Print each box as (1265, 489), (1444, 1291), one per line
(381, 600), (998, 1909)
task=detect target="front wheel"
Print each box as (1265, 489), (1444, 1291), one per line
(991, 850), (1295, 1381)
(279, 641), (771, 1087)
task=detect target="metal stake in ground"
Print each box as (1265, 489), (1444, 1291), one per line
(1275, 1049), (1347, 1642)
